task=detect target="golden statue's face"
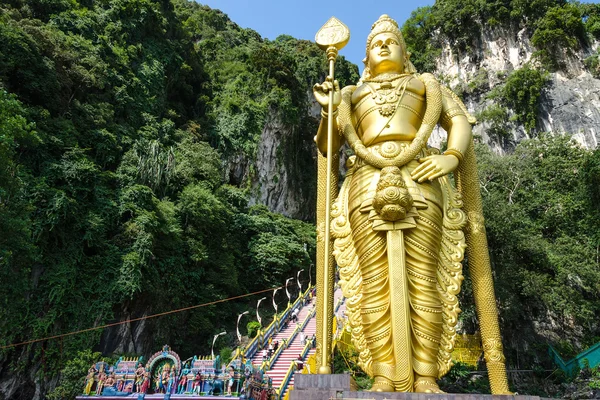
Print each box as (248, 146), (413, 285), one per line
(368, 32), (404, 75)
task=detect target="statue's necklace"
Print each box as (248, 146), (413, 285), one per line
(365, 75), (412, 117)
(363, 73), (409, 83)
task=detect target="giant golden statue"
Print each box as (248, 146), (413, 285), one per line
(313, 15), (510, 394)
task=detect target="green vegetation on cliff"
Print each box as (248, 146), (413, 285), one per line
(478, 65), (549, 136)
(0, 0), (358, 397)
(402, 0), (599, 145)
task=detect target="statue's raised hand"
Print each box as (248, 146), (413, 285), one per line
(411, 154), (459, 183)
(313, 76), (341, 110)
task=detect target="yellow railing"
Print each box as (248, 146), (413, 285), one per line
(302, 291), (345, 379)
(330, 329), (483, 369)
(294, 295), (482, 396)
(451, 333), (483, 367)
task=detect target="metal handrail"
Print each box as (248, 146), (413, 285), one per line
(261, 338), (286, 371)
(222, 286), (316, 399)
(271, 303), (315, 368)
(275, 332), (314, 400)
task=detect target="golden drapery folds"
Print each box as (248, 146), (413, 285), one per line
(331, 150), (468, 392)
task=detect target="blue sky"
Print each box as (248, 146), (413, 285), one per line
(197, 0), (435, 71)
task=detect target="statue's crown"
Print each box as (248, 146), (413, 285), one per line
(366, 14), (404, 56)
(360, 14), (416, 80)
(371, 14), (399, 32)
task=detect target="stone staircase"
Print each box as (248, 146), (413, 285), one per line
(246, 288), (345, 399)
(278, 289), (345, 399)
(269, 310), (317, 399)
(252, 299), (317, 394)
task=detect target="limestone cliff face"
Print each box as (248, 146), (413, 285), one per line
(249, 118), (310, 219)
(436, 26), (535, 88)
(225, 111), (317, 221)
(431, 25), (600, 152)
(0, 360), (56, 400)
(539, 72), (600, 149)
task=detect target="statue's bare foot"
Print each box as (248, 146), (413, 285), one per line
(371, 376), (395, 392)
(414, 376), (444, 393)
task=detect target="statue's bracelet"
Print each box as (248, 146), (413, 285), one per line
(320, 108), (339, 119)
(443, 148), (464, 163)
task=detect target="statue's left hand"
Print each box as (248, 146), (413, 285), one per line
(411, 154), (459, 183)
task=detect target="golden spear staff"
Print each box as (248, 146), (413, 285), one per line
(314, 17), (349, 374)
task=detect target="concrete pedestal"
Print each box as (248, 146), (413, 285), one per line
(290, 374), (551, 400)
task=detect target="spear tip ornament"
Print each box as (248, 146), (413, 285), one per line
(315, 17), (350, 53)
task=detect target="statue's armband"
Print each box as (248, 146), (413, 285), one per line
(338, 85), (356, 139)
(439, 85), (476, 132)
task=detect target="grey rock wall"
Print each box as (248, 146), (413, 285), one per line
(539, 72), (600, 149)
(435, 25), (600, 152)
(436, 26), (535, 87)
(224, 111), (317, 221)
(249, 118), (300, 217)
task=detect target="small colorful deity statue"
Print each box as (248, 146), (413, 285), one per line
(83, 364), (96, 395)
(177, 371), (188, 394)
(134, 363), (145, 392)
(227, 366), (235, 396)
(95, 370), (107, 395)
(159, 364), (170, 393)
(167, 367), (176, 393)
(116, 374), (126, 392)
(242, 365), (251, 396)
(154, 373), (161, 393)
(105, 372), (116, 389)
(213, 354), (221, 371)
(140, 371), (150, 394)
(193, 371), (202, 394)
(116, 375), (122, 392)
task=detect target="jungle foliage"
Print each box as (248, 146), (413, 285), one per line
(0, 0), (358, 397)
(477, 65), (549, 136)
(471, 136), (600, 369)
